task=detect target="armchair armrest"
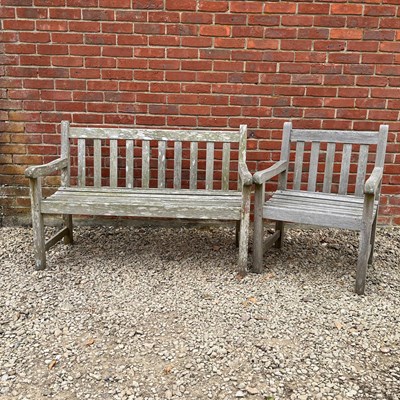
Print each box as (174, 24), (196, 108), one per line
(253, 160), (288, 185)
(364, 167), (383, 195)
(238, 161), (252, 186)
(25, 157), (68, 179)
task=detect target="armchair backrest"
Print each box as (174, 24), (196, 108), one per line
(278, 122), (388, 197)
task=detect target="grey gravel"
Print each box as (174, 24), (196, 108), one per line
(0, 225), (399, 400)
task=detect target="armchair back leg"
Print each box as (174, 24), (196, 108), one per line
(275, 221), (285, 249)
(235, 220), (240, 247)
(63, 214), (73, 244)
(238, 185), (251, 276)
(368, 213), (378, 266)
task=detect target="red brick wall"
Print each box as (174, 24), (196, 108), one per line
(1, 0), (400, 224)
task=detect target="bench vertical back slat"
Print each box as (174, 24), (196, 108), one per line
(293, 141), (305, 190)
(126, 139), (134, 189)
(93, 139), (101, 188)
(322, 142), (336, 193)
(174, 141), (182, 189)
(355, 144), (369, 197)
(222, 142), (230, 191)
(190, 142), (198, 190)
(110, 140), (118, 188)
(61, 121), (70, 187)
(206, 142), (214, 190)
(286, 125), (388, 196)
(158, 141), (166, 189)
(142, 140), (150, 188)
(278, 122), (291, 189)
(338, 143), (352, 195)
(307, 141), (320, 191)
(77, 138), (86, 187)
(68, 124), (244, 191)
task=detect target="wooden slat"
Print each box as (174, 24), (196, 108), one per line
(60, 120), (70, 187)
(70, 127), (240, 142)
(77, 138), (85, 187)
(190, 142), (198, 190)
(278, 121), (292, 190)
(94, 139), (101, 188)
(110, 139), (118, 188)
(126, 139), (134, 189)
(222, 142), (230, 191)
(355, 144), (369, 197)
(291, 129), (379, 145)
(274, 189), (365, 203)
(158, 141), (166, 189)
(293, 141), (304, 190)
(206, 142), (214, 190)
(338, 144), (352, 195)
(323, 142), (335, 193)
(45, 227), (69, 251)
(307, 141), (320, 191)
(142, 140), (150, 188)
(174, 141), (182, 189)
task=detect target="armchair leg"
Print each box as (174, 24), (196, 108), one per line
(235, 220), (240, 247)
(356, 226), (372, 295)
(275, 221), (284, 249)
(63, 214), (73, 244)
(29, 178), (46, 270)
(238, 185), (251, 276)
(253, 183), (264, 274)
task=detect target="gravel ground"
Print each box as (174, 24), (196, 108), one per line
(0, 225), (399, 400)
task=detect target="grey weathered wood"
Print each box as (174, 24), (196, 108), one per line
(222, 142), (230, 191)
(206, 142), (214, 190)
(28, 177), (46, 270)
(253, 160), (287, 185)
(263, 230), (281, 252)
(70, 127), (241, 142)
(77, 138), (86, 187)
(158, 141), (166, 189)
(26, 121), (252, 274)
(293, 141), (304, 190)
(25, 157), (68, 179)
(45, 227), (69, 251)
(174, 141), (182, 189)
(126, 139), (134, 189)
(253, 183), (265, 273)
(307, 141), (320, 192)
(338, 143), (352, 195)
(355, 144), (368, 197)
(190, 142), (198, 190)
(278, 121), (292, 190)
(291, 129), (379, 145)
(252, 122), (389, 294)
(110, 139), (118, 188)
(275, 221), (284, 249)
(141, 140), (150, 188)
(94, 139), (102, 188)
(323, 142), (336, 193)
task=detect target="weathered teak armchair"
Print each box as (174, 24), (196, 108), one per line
(253, 122), (388, 295)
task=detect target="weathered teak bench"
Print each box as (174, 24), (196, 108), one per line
(25, 121), (252, 273)
(253, 122), (388, 295)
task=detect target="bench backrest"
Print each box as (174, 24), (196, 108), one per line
(278, 122), (388, 197)
(60, 121), (247, 192)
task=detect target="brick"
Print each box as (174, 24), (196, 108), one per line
(20, 56), (51, 66)
(167, 48), (198, 59)
(134, 70), (163, 81)
(82, 9), (114, 21)
(347, 17), (379, 29)
(132, 0), (163, 9)
(200, 25), (230, 37)
(166, 71), (196, 82)
(264, 3), (296, 14)
(103, 22), (133, 34)
(282, 15), (313, 27)
(36, 21), (68, 31)
(3, 19), (34, 30)
(330, 29), (363, 40)
(19, 32), (50, 43)
(365, 5), (396, 16)
(102, 46), (133, 57)
(215, 14), (247, 25)
(149, 36), (180, 47)
(85, 34), (116, 45)
(181, 37), (212, 48)
(369, 110), (399, 121)
(151, 82), (180, 93)
(181, 83), (211, 93)
(5, 43), (36, 54)
(136, 115), (166, 125)
(298, 3), (329, 14)
(100, 0), (131, 7)
(117, 10), (147, 21)
(230, 2), (263, 13)
(338, 88), (369, 98)
(181, 13), (212, 24)
(52, 33), (83, 44)
(247, 39), (278, 50)
(69, 21), (100, 32)
(166, 0), (196, 11)
(49, 8), (81, 19)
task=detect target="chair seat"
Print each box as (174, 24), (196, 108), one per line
(263, 190), (379, 231)
(41, 187), (243, 220)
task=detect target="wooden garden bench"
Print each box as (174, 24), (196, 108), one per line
(25, 121), (252, 273)
(253, 122), (388, 295)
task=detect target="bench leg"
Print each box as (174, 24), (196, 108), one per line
(238, 185), (251, 276)
(235, 221), (240, 247)
(368, 213), (378, 266)
(29, 178), (46, 270)
(253, 183), (264, 274)
(275, 221), (284, 249)
(63, 214), (73, 244)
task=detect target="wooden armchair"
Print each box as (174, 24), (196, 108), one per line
(253, 122), (388, 295)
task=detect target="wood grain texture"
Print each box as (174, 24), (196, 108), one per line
(323, 142), (336, 193)
(338, 143), (352, 195)
(126, 140), (134, 189)
(77, 138), (86, 187)
(110, 140), (118, 188)
(174, 141), (182, 189)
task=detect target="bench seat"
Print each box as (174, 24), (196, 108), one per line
(42, 187), (243, 220)
(264, 190), (379, 231)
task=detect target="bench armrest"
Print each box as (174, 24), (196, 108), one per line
(364, 167), (383, 195)
(238, 161), (252, 186)
(253, 160), (288, 185)
(25, 157), (68, 179)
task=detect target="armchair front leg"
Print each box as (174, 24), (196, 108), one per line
(253, 183), (265, 273)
